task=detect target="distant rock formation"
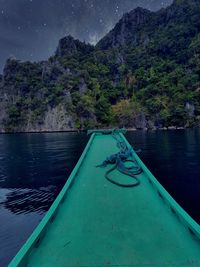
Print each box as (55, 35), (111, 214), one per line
(0, 0), (200, 132)
(97, 7), (152, 49)
(55, 35), (94, 57)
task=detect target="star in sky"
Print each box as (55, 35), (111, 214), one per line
(0, 0), (173, 72)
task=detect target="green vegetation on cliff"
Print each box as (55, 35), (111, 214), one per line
(0, 0), (200, 132)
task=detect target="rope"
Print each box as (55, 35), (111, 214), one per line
(97, 129), (143, 188)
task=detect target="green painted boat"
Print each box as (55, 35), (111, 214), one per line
(9, 130), (200, 267)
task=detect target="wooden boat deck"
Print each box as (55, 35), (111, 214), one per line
(9, 132), (200, 267)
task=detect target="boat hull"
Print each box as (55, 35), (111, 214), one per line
(9, 131), (200, 267)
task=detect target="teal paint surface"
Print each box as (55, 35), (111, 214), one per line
(9, 132), (200, 267)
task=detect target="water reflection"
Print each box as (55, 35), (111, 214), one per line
(0, 133), (88, 214)
(0, 187), (57, 214)
(0, 132), (88, 266)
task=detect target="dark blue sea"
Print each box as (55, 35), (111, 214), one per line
(0, 130), (200, 266)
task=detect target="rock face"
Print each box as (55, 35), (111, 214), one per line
(24, 105), (75, 132)
(0, 36), (93, 132)
(97, 0), (200, 52)
(78, 77), (88, 95)
(134, 113), (147, 129)
(55, 35), (94, 57)
(97, 7), (152, 49)
(185, 102), (195, 118)
(0, 55), (76, 132)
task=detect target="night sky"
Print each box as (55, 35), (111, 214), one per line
(0, 0), (173, 72)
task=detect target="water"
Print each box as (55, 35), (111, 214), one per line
(0, 132), (89, 266)
(126, 130), (200, 225)
(0, 130), (200, 266)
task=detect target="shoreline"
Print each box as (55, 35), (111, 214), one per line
(0, 126), (199, 134)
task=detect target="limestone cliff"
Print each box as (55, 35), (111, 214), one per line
(0, 0), (200, 132)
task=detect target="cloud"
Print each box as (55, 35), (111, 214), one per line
(88, 32), (101, 45)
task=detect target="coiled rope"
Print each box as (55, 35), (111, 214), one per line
(97, 129), (143, 188)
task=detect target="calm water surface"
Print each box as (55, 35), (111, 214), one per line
(0, 132), (89, 266)
(126, 130), (200, 225)
(0, 130), (200, 266)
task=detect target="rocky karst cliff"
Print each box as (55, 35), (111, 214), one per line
(0, 0), (200, 132)
(97, 7), (153, 49)
(55, 35), (94, 57)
